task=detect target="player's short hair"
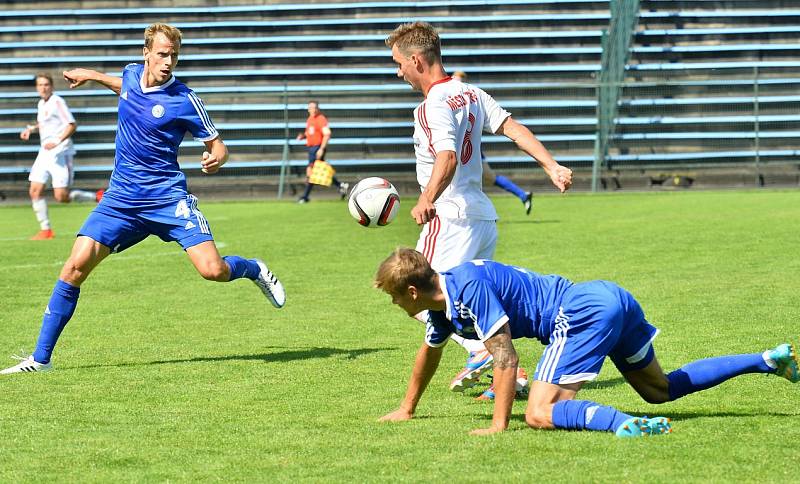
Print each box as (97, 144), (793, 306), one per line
(385, 21), (442, 65)
(308, 100), (320, 108)
(35, 73), (53, 85)
(144, 23), (182, 52)
(374, 248), (437, 296)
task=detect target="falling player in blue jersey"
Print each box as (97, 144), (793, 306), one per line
(375, 248), (798, 437)
(1, 23), (286, 375)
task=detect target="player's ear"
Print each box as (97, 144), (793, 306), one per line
(142, 46), (149, 63)
(407, 285), (419, 301)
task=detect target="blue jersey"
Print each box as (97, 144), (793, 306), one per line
(104, 63), (218, 208)
(425, 260), (574, 347)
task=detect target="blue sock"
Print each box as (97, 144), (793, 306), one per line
(667, 353), (772, 401)
(551, 400), (632, 432)
(32, 280), (80, 364)
(494, 175), (527, 201)
(223, 256), (261, 281)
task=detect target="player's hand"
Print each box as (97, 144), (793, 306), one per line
(19, 128), (30, 141)
(316, 147), (325, 159)
(63, 68), (94, 89)
(547, 164), (573, 193)
(411, 194), (436, 225)
(379, 408), (414, 422)
(200, 151), (220, 174)
(296, 133), (304, 141)
(470, 424), (506, 436)
(43, 141), (58, 150)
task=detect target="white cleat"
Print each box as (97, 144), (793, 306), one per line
(254, 259), (286, 308)
(0, 355), (52, 375)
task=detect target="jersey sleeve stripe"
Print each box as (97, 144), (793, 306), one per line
(187, 92), (218, 137)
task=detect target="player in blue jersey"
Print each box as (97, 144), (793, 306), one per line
(1, 23), (286, 375)
(375, 248), (798, 437)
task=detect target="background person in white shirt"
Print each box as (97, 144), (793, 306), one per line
(20, 73), (97, 240)
(386, 21), (573, 399)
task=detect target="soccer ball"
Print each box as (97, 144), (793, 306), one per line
(347, 177), (400, 228)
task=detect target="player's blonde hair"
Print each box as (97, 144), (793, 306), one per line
(144, 23), (182, 52)
(385, 21), (442, 65)
(34, 72), (53, 85)
(374, 248), (437, 296)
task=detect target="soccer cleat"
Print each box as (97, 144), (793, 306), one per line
(615, 416), (672, 438)
(449, 349), (493, 392)
(0, 355), (52, 375)
(767, 343), (799, 383)
(253, 259), (286, 308)
(523, 192), (533, 216)
(297, 197), (309, 204)
(338, 182), (350, 200)
(475, 368), (529, 401)
(30, 229), (54, 240)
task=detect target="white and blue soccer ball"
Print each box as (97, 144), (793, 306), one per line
(347, 177), (400, 228)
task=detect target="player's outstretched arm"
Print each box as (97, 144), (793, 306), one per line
(201, 137), (228, 175)
(63, 68), (122, 95)
(471, 324), (518, 436)
(379, 344), (443, 422)
(496, 117), (573, 193)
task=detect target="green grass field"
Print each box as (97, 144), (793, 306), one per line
(0, 189), (798, 482)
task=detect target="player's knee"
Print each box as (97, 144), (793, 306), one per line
(525, 407), (553, 429)
(54, 193), (70, 203)
(198, 259), (228, 281)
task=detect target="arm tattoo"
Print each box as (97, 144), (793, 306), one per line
(483, 324), (518, 369)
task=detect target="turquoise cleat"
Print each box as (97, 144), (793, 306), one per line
(615, 416), (672, 438)
(767, 343), (799, 383)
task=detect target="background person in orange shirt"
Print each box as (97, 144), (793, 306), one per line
(295, 100), (348, 203)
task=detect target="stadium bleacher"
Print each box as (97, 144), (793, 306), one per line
(0, 0), (798, 194)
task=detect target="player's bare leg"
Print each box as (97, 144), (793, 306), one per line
(186, 241), (285, 308)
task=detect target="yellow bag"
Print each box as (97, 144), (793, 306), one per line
(308, 160), (336, 186)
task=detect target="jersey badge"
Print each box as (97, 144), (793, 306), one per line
(184, 221), (196, 230)
(151, 104), (165, 118)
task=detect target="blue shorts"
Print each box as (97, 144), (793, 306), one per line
(533, 281), (659, 385)
(307, 145), (323, 163)
(78, 194), (214, 253)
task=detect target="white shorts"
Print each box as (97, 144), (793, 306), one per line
(28, 149), (75, 189)
(415, 216), (497, 271)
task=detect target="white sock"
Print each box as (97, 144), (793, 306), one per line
(32, 198), (50, 230)
(449, 334), (487, 353)
(69, 189), (96, 202)
(762, 350), (778, 369)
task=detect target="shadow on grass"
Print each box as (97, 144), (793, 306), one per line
(69, 346), (393, 369)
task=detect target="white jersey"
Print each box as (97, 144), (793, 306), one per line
(413, 77), (510, 220)
(37, 94), (76, 156)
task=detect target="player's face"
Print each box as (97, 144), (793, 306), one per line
(391, 45), (421, 91)
(35, 77), (53, 100)
(389, 287), (424, 317)
(143, 33), (179, 86)
(307, 102), (320, 116)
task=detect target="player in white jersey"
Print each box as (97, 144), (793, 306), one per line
(386, 21), (573, 399)
(20, 73), (98, 240)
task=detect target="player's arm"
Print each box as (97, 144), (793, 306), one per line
(412, 150), (457, 225)
(495, 116), (572, 193)
(316, 126), (331, 159)
(200, 137), (228, 175)
(43, 122), (77, 150)
(379, 343), (444, 422)
(63, 68), (122, 95)
(471, 323), (518, 436)
(20, 122), (37, 140)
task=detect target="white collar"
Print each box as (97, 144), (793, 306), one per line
(438, 273), (452, 321)
(140, 70), (176, 93)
